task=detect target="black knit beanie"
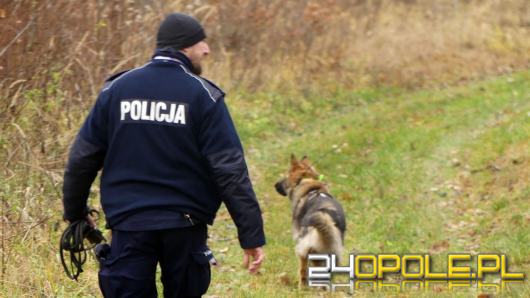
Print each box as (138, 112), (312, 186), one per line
(156, 13), (206, 50)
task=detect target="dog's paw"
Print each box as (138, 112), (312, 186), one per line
(298, 277), (308, 289)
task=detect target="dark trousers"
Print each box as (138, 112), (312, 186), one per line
(98, 224), (211, 298)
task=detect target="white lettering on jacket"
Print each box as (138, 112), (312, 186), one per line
(120, 99), (187, 125)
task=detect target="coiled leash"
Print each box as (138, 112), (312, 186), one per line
(60, 209), (106, 280)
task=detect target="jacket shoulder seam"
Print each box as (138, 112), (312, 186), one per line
(178, 65), (222, 103)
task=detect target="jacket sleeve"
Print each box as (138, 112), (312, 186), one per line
(197, 93), (266, 249)
(62, 91), (109, 222)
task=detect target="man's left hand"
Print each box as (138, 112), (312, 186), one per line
(242, 246), (264, 274)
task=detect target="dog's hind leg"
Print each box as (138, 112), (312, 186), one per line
(295, 228), (319, 288)
(299, 255), (308, 288)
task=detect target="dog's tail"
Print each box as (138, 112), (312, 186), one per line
(306, 210), (344, 254)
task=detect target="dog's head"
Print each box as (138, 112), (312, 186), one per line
(275, 154), (320, 198)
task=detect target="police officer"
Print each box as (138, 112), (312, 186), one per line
(62, 13), (266, 297)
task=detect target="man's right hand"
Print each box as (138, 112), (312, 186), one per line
(85, 214), (97, 229)
(242, 246), (264, 274)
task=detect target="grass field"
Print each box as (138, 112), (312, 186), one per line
(2, 71), (529, 297)
(204, 70), (530, 297)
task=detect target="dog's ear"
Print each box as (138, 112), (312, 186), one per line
(290, 154), (298, 167)
(301, 156), (311, 166)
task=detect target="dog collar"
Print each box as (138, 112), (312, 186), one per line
(307, 190), (331, 200)
(307, 190), (319, 199)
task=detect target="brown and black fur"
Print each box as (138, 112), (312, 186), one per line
(275, 154), (346, 286)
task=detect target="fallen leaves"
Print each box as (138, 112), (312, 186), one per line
(429, 240), (450, 254)
(278, 272), (293, 286)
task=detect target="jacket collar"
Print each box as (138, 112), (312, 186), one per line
(152, 48), (193, 71)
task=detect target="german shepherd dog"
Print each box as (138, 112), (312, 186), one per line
(275, 155), (346, 286)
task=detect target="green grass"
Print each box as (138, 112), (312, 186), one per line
(206, 71), (530, 297)
(1, 71), (529, 297)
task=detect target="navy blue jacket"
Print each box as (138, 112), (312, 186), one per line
(62, 50), (265, 249)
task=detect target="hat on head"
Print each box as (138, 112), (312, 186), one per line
(156, 13), (206, 50)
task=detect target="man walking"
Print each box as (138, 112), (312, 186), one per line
(62, 13), (265, 297)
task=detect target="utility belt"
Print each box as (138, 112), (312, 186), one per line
(95, 212), (203, 263)
(60, 210), (208, 280)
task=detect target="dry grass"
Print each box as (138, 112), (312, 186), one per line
(0, 0), (529, 296)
